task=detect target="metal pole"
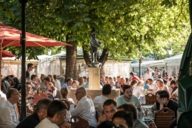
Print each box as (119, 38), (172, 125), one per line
(19, 0), (27, 121)
(139, 58), (141, 78)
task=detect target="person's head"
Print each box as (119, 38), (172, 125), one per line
(156, 90), (169, 103)
(170, 80), (177, 88)
(40, 74), (45, 81)
(27, 63), (34, 71)
(102, 84), (112, 96)
(112, 111), (133, 128)
(34, 98), (51, 120)
(146, 78), (153, 85)
(60, 87), (68, 99)
(66, 78), (73, 85)
(103, 99), (117, 121)
(156, 79), (164, 87)
(6, 88), (20, 104)
(47, 100), (67, 125)
(130, 72), (134, 76)
(75, 87), (86, 101)
(117, 104), (137, 120)
(31, 74), (38, 81)
(122, 85), (133, 99)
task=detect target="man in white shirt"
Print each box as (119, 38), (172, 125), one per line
(0, 88), (20, 128)
(70, 87), (97, 128)
(94, 84), (111, 116)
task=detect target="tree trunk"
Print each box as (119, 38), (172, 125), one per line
(98, 48), (109, 66)
(82, 44), (92, 67)
(65, 36), (77, 80)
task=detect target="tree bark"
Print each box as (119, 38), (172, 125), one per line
(65, 35), (77, 80)
(82, 44), (92, 67)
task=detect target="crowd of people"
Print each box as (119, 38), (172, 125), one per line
(0, 63), (179, 128)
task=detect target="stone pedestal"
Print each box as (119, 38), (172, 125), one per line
(68, 66), (120, 103)
(88, 67), (100, 90)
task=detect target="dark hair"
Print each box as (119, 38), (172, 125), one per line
(122, 85), (132, 92)
(60, 88), (68, 98)
(31, 74), (37, 80)
(102, 84), (112, 95)
(6, 88), (17, 99)
(34, 98), (51, 113)
(130, 80), (138, 86)
(117, 104), (137, 120)
(170, 80), (176, 85)
(130, 72), (134, 76)
(156, 90), (169, 99)
(27, 63), (33, 69)
(112, 111), (133, 127)
(103, 99), (117, 107)
(97, 121), (116, 128)
(47, 100), (67, 118)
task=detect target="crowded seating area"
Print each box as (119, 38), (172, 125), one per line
(0, 63), (179, 128)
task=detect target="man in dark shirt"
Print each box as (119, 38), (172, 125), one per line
(16, 99), (51, 128)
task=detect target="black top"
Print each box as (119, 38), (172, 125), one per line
(16, 113), (40, 128)
(156, 100), (178, 117)
(26, 70), (30, 79)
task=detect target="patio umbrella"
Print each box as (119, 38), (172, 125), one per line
(0, 24), (70, 48)
(1, 50), (15, 57)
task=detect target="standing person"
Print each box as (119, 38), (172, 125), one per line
(16, 99), (51, 128)
(70, 87), (97, 128)
(0, 88), (20, 128)
(35, 100), (68, 128)
(26, 63), (34, 81)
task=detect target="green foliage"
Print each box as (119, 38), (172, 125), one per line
(0, 0), (190, 60)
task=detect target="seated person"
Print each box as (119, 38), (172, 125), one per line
(152, 90), (177, 128)
(116, 85), (141, 110)
(70, 87), (97, 128)
(94, 84), (112, 116)
(98, 99), (117, 123)
(16, 99), (51, 128)
(112, 111), (133, 128)
(152, 90), (178, 116)
(35, 100), (68, 128)
(117, 104), (149, 128)
(0, 88), (20, 128)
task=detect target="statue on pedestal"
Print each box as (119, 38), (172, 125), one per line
(90, 28), (100, 66)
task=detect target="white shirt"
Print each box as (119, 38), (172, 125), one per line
(93, 95), (109, 115)
(133, 85), (145, 98)
(0, 100), (19, 128)
(35, 118), (59, 128)
(0, 90), (7, 101)
(55, 79), (61, 91)
(70, 96), (97, 127)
